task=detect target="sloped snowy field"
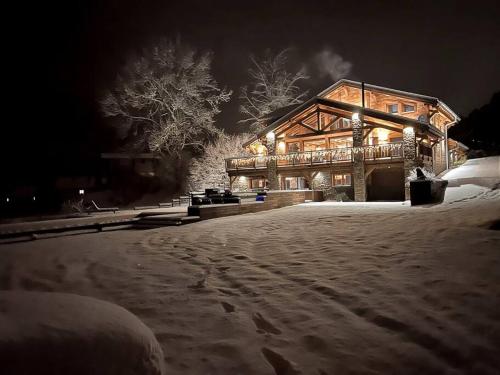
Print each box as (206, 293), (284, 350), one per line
(0, 158), (499, 374)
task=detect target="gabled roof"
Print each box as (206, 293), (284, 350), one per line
(243, 79), (459, 147)
(319, 79), (460, 122)
(243, 96), (445, 147)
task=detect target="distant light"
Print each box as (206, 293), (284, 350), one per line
(352, 112), (360, 121)
(266, 131), (275, 141)
(79, 189), (85, 195)
(33, 196), (36, 201)
(6, 197), (9, 203)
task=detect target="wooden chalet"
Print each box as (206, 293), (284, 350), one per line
(226, 79), (467, 201)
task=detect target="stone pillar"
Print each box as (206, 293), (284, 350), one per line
(312, 171), (334, 200)
(403, 126), (417, 200)
(352, 116), (366, 202)
(266, 132), (280, 190)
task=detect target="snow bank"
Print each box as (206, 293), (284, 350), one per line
(0, 291), (166, 375)
(441, 156), (500, 188)
(440, 156), (500, 203)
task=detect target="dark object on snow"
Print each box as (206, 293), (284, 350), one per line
(191, 196), (212, 205)
(416, 168), (425, 179)
(190, 189), (240, 206)
(87, 200), (119, 213)
(256, 191), (267, 201)
(410, 168), (448, 205)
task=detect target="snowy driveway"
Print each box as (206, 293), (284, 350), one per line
(0, 195), (499, 374)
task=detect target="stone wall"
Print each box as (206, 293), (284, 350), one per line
(403, 126), (417, 200)
(312, 171), (336, 200)
(231, 176), (250, 192)
(188, 190), (324, 220)
(352, 117), (366, 201)
(266, 134), (280, 190)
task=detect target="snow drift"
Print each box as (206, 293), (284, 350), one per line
(0, 291), (166, 375)
(441, 156), (500, 203)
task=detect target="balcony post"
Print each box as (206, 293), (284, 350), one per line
(403, 126), (417, 200)
(266, 132), (280, 190)
(352, 114), (366, 202)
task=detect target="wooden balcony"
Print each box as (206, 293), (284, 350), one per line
(225, 142), (404, 172)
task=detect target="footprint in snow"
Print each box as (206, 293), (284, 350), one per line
(252, 312), (282, 335)
(220, 301), (235, 313)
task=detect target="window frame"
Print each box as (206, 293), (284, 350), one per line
(332, 173), (352, 186)
(386, 103), (399, 114)
(402, 102), (416, 114)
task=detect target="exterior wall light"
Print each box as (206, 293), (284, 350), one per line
(79, 189), (85, 195)
(266, 131), (275, 141)
(352, 112), (360, 121)
(403, 126), (414, 135)
(6, 197), (9, 203)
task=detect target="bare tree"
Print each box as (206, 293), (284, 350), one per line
(239, 49), (309, 132)
(187, 132), (251, 191)
(101, 39), (231, 157)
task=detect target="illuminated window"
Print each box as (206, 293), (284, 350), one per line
(387, 103), (398, 114)
(330, 136), (353, 149)
(250, 178), (266, 189)
(403, 103), (415, 113)
(334, 118), (351, 129)
(333, 174), (352, 186)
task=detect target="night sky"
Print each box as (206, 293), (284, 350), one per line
(4, 0), (500, 184)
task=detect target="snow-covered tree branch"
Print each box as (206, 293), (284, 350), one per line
(101, 39), (231, 157)
(239, 49), (309, 133)
(187, 133), (251, 191)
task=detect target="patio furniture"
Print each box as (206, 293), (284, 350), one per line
(88, 200), (119, 213)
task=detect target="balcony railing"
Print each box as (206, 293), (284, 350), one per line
(226, 142), (404, 171)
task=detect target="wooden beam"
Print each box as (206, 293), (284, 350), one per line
(363, 128), (374, 140)
(321, 115), (339, 131)
(363, 121), (402, 133)
(285, 128), (353, 139)
(298, 121), (320, 134)
(317, 107), (351, 119)
(275, 121), (296, 137)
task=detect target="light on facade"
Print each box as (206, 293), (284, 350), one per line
(266, 131), (275, 141)
(403, 126), (414, 135)
(278, 141), (286, 153)
(79, 189), (85, 195)
(352, 112), (360, 121)
(6, 197), (9, 203)
(377, 128), (389, 143)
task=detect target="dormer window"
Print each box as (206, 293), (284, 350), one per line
(387, 103), (398, 114)
(403, 103), (415, 113)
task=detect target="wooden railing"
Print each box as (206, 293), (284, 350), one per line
(225, 143), (404, 171)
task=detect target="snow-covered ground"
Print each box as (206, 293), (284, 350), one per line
(0, 158), (499, 374)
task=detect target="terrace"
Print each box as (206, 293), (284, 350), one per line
(225, 142), (404, 172)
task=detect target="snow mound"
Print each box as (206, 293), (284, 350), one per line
(441, 156), (500, 203)
(441, 156), (500, 188)
(0, 291), (166, 375)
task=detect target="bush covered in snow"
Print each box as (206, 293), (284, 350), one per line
(0, 291), (166, 375)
